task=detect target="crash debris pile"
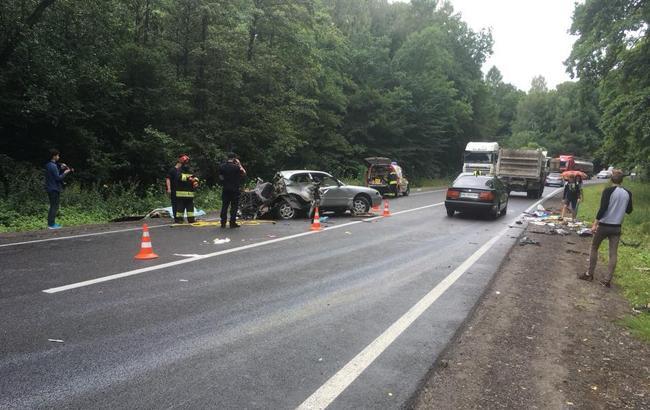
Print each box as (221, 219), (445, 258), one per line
(517, 205), (593, 239)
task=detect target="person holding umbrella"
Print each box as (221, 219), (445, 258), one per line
(561, 174), (582, 220)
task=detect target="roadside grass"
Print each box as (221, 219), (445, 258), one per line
(578, 181), (650, 342)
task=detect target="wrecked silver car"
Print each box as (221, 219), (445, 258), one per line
(271, 170), (382, 220)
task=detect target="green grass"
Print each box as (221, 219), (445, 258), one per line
(0, 181), (222, 233)
(578, 181), (650, 342)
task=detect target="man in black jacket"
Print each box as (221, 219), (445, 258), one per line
(579, 170), (633, 287)
(218, 153), (246, 228)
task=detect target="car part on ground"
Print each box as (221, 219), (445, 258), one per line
(445, 174), (509, 219)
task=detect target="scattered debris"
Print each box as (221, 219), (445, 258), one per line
(179, 279), (189, 282)
(621, 240), (641, 248)
(515, 220), (523, 225)
(345, 231), (352, 235)
(213, 238), (231, 245)
(577, 228), (593, 237)
(566, 249), (589, 256)
(48, 339), (64, 343)
(519, 236), (540, 246)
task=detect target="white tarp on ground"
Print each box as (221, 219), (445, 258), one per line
(145, 207), (206, 219)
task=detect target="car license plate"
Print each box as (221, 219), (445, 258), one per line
(460, 192), (479, 199)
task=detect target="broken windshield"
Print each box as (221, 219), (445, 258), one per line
(463, 152), (493, 164)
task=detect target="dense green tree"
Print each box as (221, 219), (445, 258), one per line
(566, 0), (650, 170)
(1, 0), (527, 193)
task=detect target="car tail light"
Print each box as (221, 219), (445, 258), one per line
(479, 191), (494, 201)
(447, 189), (460, 199)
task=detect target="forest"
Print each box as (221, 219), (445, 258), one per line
(0, 0), (648, 228)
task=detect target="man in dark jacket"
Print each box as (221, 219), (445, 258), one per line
(44, 149), (72, 229)
(175, 155), (199, 224)
(579, 170), (633, 287)
(166, 155), (183, 222)
(218, 153), (246, 228)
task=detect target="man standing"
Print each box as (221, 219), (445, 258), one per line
(166, 155), (183, 221)
(44, 149), (72, 229)
(218, 152), (246, 228)
(579, 170), (633, 287)
(561, 174), (583, 220)
(174, 154), (199, 224)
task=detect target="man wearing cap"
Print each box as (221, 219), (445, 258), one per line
(579, 170), (633, 287)
(218, 153), (246, 228)
(165, 156), (183, 222)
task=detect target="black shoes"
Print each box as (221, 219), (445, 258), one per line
(577, 272), (593, 281)
(230, 222), (240, 228)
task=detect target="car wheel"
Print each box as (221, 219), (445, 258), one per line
(446, 208), (455, 217)
(275, 199), (296, 220)
(351, 195), (371, 215)
(500, 201), (508, 216)
(491, 202), (500, 219)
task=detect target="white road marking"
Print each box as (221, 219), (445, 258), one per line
(407, 188), (447, 196)
(3, 191), (446, 249)
(0, 218), (220, 248)
(41, 203), (444, 294)
(296, 188), (562, 410)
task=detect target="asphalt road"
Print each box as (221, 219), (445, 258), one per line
(0, 186), (561, 409)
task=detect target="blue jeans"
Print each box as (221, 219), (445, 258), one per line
(47, 190), (60, 226)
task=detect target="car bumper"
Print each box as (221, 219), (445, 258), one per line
(445, 199), (496, 212)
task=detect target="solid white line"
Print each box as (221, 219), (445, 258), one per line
(296, 187), (562, 410)
(0, 218), (220, 249)
(3, 188), (446, 249)
(42, 203), (444, 294)
(408, 188), (447, 196)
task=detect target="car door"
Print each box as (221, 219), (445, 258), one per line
(310, 172), (345, 208)
(286, 172), (314, 202)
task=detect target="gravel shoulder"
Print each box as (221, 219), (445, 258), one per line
(411, 195), (650, 409)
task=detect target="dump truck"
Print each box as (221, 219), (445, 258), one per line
(496, 148), (547, 199)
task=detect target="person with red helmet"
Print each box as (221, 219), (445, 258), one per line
(165, 155), (184, 222)
(174, 154), (199, 223)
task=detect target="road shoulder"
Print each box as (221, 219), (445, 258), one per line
(411, 195), (650, 409)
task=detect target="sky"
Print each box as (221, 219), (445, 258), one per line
(392, 0), (580, 91)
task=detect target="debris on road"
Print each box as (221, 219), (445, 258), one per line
(519, 236), (540, 246)
(577, 228), (593, 237)
(179, 279), (189, 282)
(213, 238), (231, 245)
(48, 339), (64, 343)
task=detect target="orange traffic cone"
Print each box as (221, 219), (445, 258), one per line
(134, 224), (159, 260)
(310, 207), (323, 231)
(382, 200), (391, 217)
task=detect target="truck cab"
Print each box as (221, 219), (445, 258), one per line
(462, 142), (499, 175)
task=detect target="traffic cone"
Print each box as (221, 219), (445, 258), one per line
(310, 207), (322, 231)
(382, 200), (391, 217)
(134, 224), (159, 260)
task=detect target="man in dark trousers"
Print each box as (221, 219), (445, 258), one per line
(44, 149), (73, 229)
(165, 155), (183, 221)
(175, 155), (199, 224)
(579, 170), (633, 287)
(218, 152), (246, 228)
